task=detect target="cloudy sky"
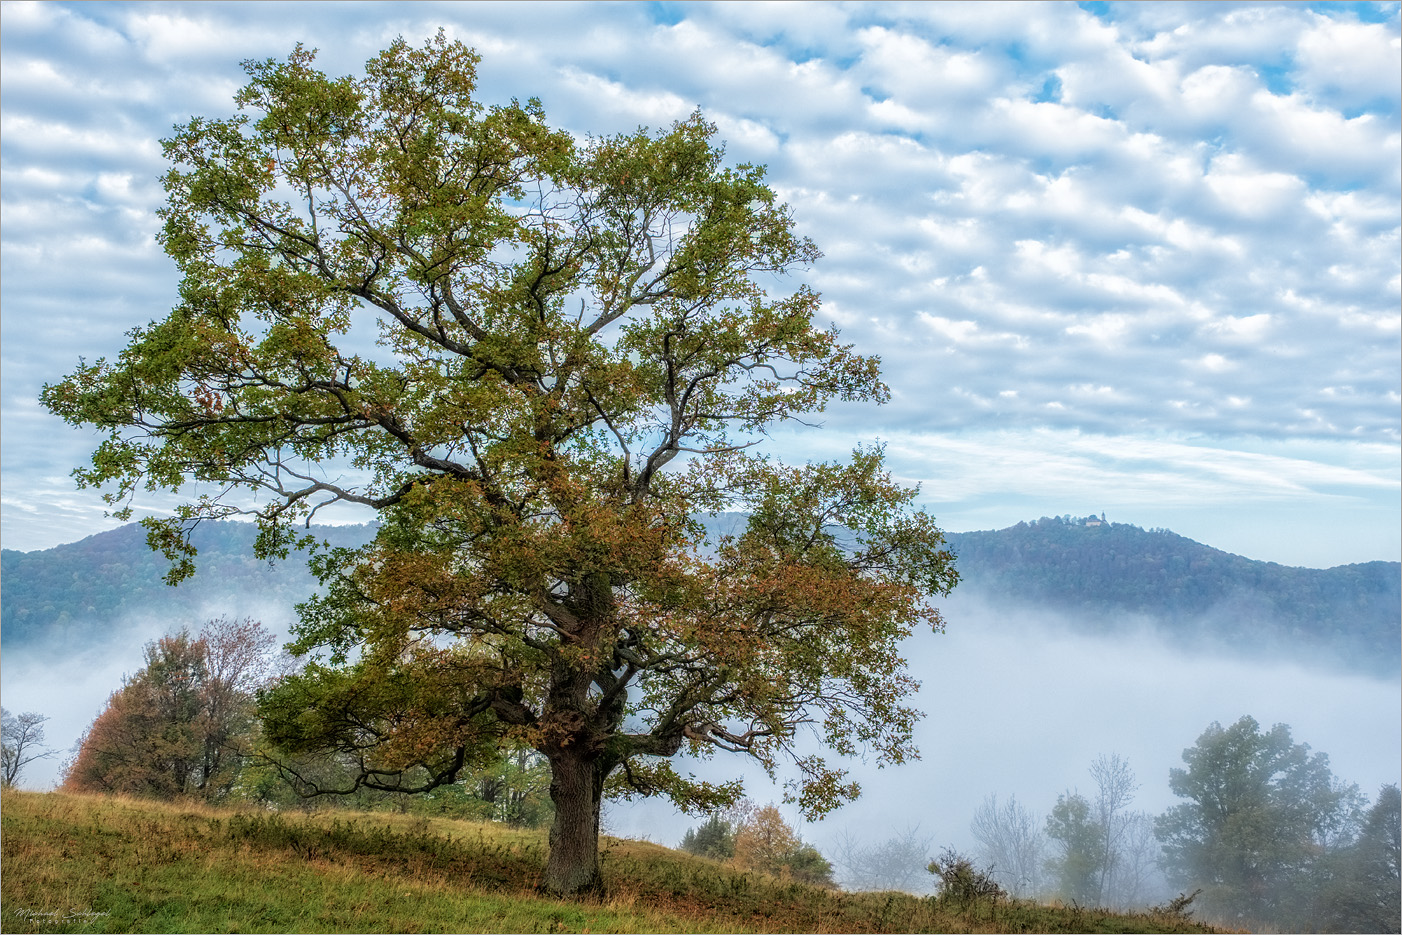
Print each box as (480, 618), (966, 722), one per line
(2, 0), (1398, 567)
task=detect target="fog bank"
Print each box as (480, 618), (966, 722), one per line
(605, 592), (1402, 865)
(4, 591), (1397, 881)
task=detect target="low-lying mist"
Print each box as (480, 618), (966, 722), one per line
(4, 589), (1398, 902)
(0, 597), (302, 791)
(605, 592), (1402, 887)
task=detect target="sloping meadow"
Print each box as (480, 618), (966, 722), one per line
(1, 791), (1221, 934)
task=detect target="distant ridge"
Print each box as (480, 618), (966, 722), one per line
(0, 521), (374, 649)
(3, 516), (1397, 674)
(945, 515), (1400, 674)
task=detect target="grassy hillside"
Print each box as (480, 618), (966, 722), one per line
(0, 791), (1219, 934)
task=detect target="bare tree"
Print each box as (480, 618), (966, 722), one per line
(970, 793), (1046, 897)
(1114, 811), (1170, 909)
(1, 708), (57, 788)
(832, 825), (935, 893)
(1090, 753), (1140, 904)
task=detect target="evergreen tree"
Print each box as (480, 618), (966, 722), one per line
(680, 814), (736, 860)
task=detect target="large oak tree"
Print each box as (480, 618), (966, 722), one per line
(43, 34), (957, 895)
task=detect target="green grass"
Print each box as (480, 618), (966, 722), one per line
(1, 791), (1221, 933)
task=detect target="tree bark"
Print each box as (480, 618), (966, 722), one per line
(543, 749), (607, 896)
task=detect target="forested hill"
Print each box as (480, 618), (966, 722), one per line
(3, 517), (1398, 674)
(945, 516), (1400, 674)
(0, 521), (374, 650)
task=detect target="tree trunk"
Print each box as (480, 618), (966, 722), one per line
(543, 749), (606, 896)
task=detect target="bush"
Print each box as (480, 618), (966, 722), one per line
(927, 846), (1006, 906)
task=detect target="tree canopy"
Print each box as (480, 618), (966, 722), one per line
(1155, 715), (1364, 927)
(42, 34), (957, 895)
(63, 618), (275, 799)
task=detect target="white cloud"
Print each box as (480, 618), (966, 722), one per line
(1295, 16), (1402, 108)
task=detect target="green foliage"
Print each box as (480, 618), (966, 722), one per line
(0, 522), (374, 653)
(1318, 784), (1402, 933)
(1155, 715), (1367, 929)
(783, 843), (836, 888)
(680, 814), (736, 860)
(41, 34), (956, 896)
(1046, 792), (1108, 905)
(235, 732), (554, 827)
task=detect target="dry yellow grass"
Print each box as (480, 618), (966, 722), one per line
(1, 791), (1221, 934)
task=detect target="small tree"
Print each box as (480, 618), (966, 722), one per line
(1318, 784), (1401, 934)
(42, 34), (957, 895)
(1, 709), (56, 788)
(1113, 811), (1168, 909)
(832, 825), (934, 893)
(1088, 753), (1138, 900)
(970, 794), (1045, 898)
(1352, 784), (1401, 932)
(733, 803), (834, 886)
(680, 813), (736, 860)
(470, 747), (553, 826)
(1042, 754), (1149, 908)
(927, 847), (1006, 907)
(1045, 792), (1106, 905)
(64, 618), (274, 799)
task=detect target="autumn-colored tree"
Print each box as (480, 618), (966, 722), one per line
(42, 35), (956, 895)
(734, 803), (803, 871)
(733, 803), (834, 886)
(63, 618), (274, 799)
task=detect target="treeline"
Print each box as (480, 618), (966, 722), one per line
(678, 804), (836, 887)
(42, 617), (553, 828)
(962, 725), (1400, 933)
(946, 516), (1401, 673)
(6, 518), (1398, 675)
(671, 720), (1400, 933)
(7, 517), (1397, 675)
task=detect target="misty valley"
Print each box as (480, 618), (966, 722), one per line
(6, 513), (1397, 675)
(3, 515), (1398, 932)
